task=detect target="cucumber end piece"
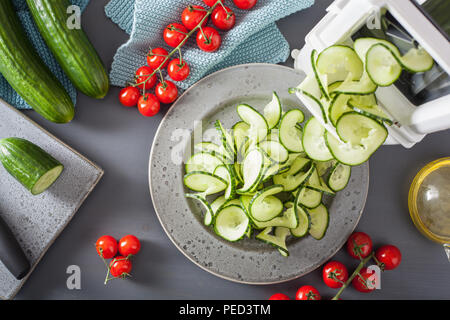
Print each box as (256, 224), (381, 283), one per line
(31, 165), (64, 195)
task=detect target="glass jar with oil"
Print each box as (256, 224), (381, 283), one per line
(408, 157), (450, 261)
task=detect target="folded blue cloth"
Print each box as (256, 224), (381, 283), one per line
(0, 0), (90, 110)
(105, 0), (314, 90)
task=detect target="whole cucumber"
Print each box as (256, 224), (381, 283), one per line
(27, 0), (110, 99)
(0, 137), (64, 195)
(0, 0), (75, 123)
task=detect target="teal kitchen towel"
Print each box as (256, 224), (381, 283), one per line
(105, 0), (314, 90)
(0, 0), (90, 110)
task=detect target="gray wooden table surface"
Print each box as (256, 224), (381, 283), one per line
(15, 0), (450, 300)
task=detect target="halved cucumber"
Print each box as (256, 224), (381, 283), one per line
(291, 204), (311, 237)
(258, 140), (289, 163)
(366, 43), (402, 86)
(316, 45), (364, 84)
(214, 205), (249, 242)
(215, 120), (235, 157)
(213, 165), (236, 200)
(185, 193), (214, 226)
(237, 148), (264, 193)
(263, 92), (282, 129)
(329, 93), (377, 127)
(347, 100), (393, 125)
(256, 227), (290, 256)
(302, 117), (334, 162)
(185, 152), (223, 174)
(249, 184), (284, 222)
(273, 162), (314, 192)
(327, 162), (351, 192)
(307, 204), (329, 240)
(183, 171), (228, 195)
(236, 104), (268, 143)
(278, 109), (305, 153)
(325, 113), (388, 166)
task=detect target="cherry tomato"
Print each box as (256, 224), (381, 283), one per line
(109, 256), (132, 278)
(138, 93), (160, 117)
(295, 285), (321, 300)
(233, 0), (257, 10)
(95, 235), (118, 259)
(181, 5), (208, 30)
(135, 66), (157, 91)
(197, 27), (221, 52)
(211, 6), (236, 31)
(156, 80), (178, 104)
(352, 267), (376, 293)
(322, 261), (349, 289)
(346, 231), (373, 260)
(147, 47), (169, 70)
(163, 23), (188, 47)
(168, 58), (190, 81)
(203, 0), (220, 6)
(119, 86), (141, 107)
(375, 245), (402, 270)
(269, 293), (290, 300)
(118, 235), (141, 257)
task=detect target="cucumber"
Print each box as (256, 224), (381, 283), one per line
(316, 159), (336, 176)
(236, 104), (268, 143)
(325, 113), (388, 166)
(329, 93), (377, 127)
(366, 43), (402, 86)
(291, 204), (311, 237)
(251, 205), (298, 229)
(185, 193), (214, 226)
(347, 100), (393, 125)
(0, 137), (63, 195)
(302, 117), (334, 162)
(237, 148), (264, 193)
(213, 165), (236, 200)
(263, 92), (282, 129)
(26, 0), (109, 99)
(215, 120), (235, 157)
(278, 109), (305, 153)
(249, 184), (284, 222)
(232, 121), (249, 159)
(185, 152), (223, 174)
(214, 205), (249, 242)
(330, 72), (377, 96)
(327, 162), (351, 192)
(256, 227), (290, 256)
(307, 204), (329, 240)
(183, 171), (228, 195)
(273, 162), (314, 192)
(194, 142), (232, 163)
(294, 186), (322, 209)
(0, 0), (74, 123)
(311, 49), (330, 101)
(258, 140), (289, 164)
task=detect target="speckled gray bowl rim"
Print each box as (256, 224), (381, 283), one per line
(149, 63), (369, 285)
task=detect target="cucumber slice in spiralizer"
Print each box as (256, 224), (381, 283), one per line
(278, 109), (305, 153)
(249, 184), (284, 222)
(366, 43), (402, 86)
(236, 104), (268, 143)
(214, 205), (249, 242)
(347, 100), (393, 125)
(302, 117), (334, 162)
(185, 193), (215, 226)
(183, 171), (228, 195)
(291, 204), (311, 238)
(256, 227), (290, 256)
(185, 152), (224, 174)
(307, 204), (329, 240)
(329, 72), (377, 96)
(329, 93), (377, 127)
(263, 92), (282, 129)
(327, 162), (351, 192)
(311, 49), (330, 101)
(325, 112), (388, 166)
(237, 148), (264, 193)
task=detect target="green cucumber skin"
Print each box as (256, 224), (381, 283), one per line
(0, 0), (74, 123)
(0, 138), (63, 194)
(26, 0), (109, 99)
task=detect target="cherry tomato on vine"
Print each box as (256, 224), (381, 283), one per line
(119, 86), (141, 107)
(168, 58), (190, 81)
(197, 27), (222, 52)
(119, 235), (141, 257)
(95, 235), (118, 259)
(147, 47), (169, 70)
(181, 5), (208, 30)
(156, 80), (178, 104)
(295, 285), (321, 300)
(375, 245), (402, 270)
(269, 293), (290, 300)
(346, 231), (373, 260)
(109, 256), (132, 278)
(138, 93), (160, 117)
(233, 0), (257, 10)
(203, 0), (221, 6)
(211, 6), (236, 31)
(163, 23), (188, 47)
(322, 261), (348, 289)
(352, 267), (376, 293)
(135, 66), (157, 90)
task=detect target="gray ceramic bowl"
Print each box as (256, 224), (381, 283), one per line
(149, 64), (369, 284)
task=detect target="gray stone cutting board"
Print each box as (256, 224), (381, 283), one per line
(0, 100), (103, 300)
